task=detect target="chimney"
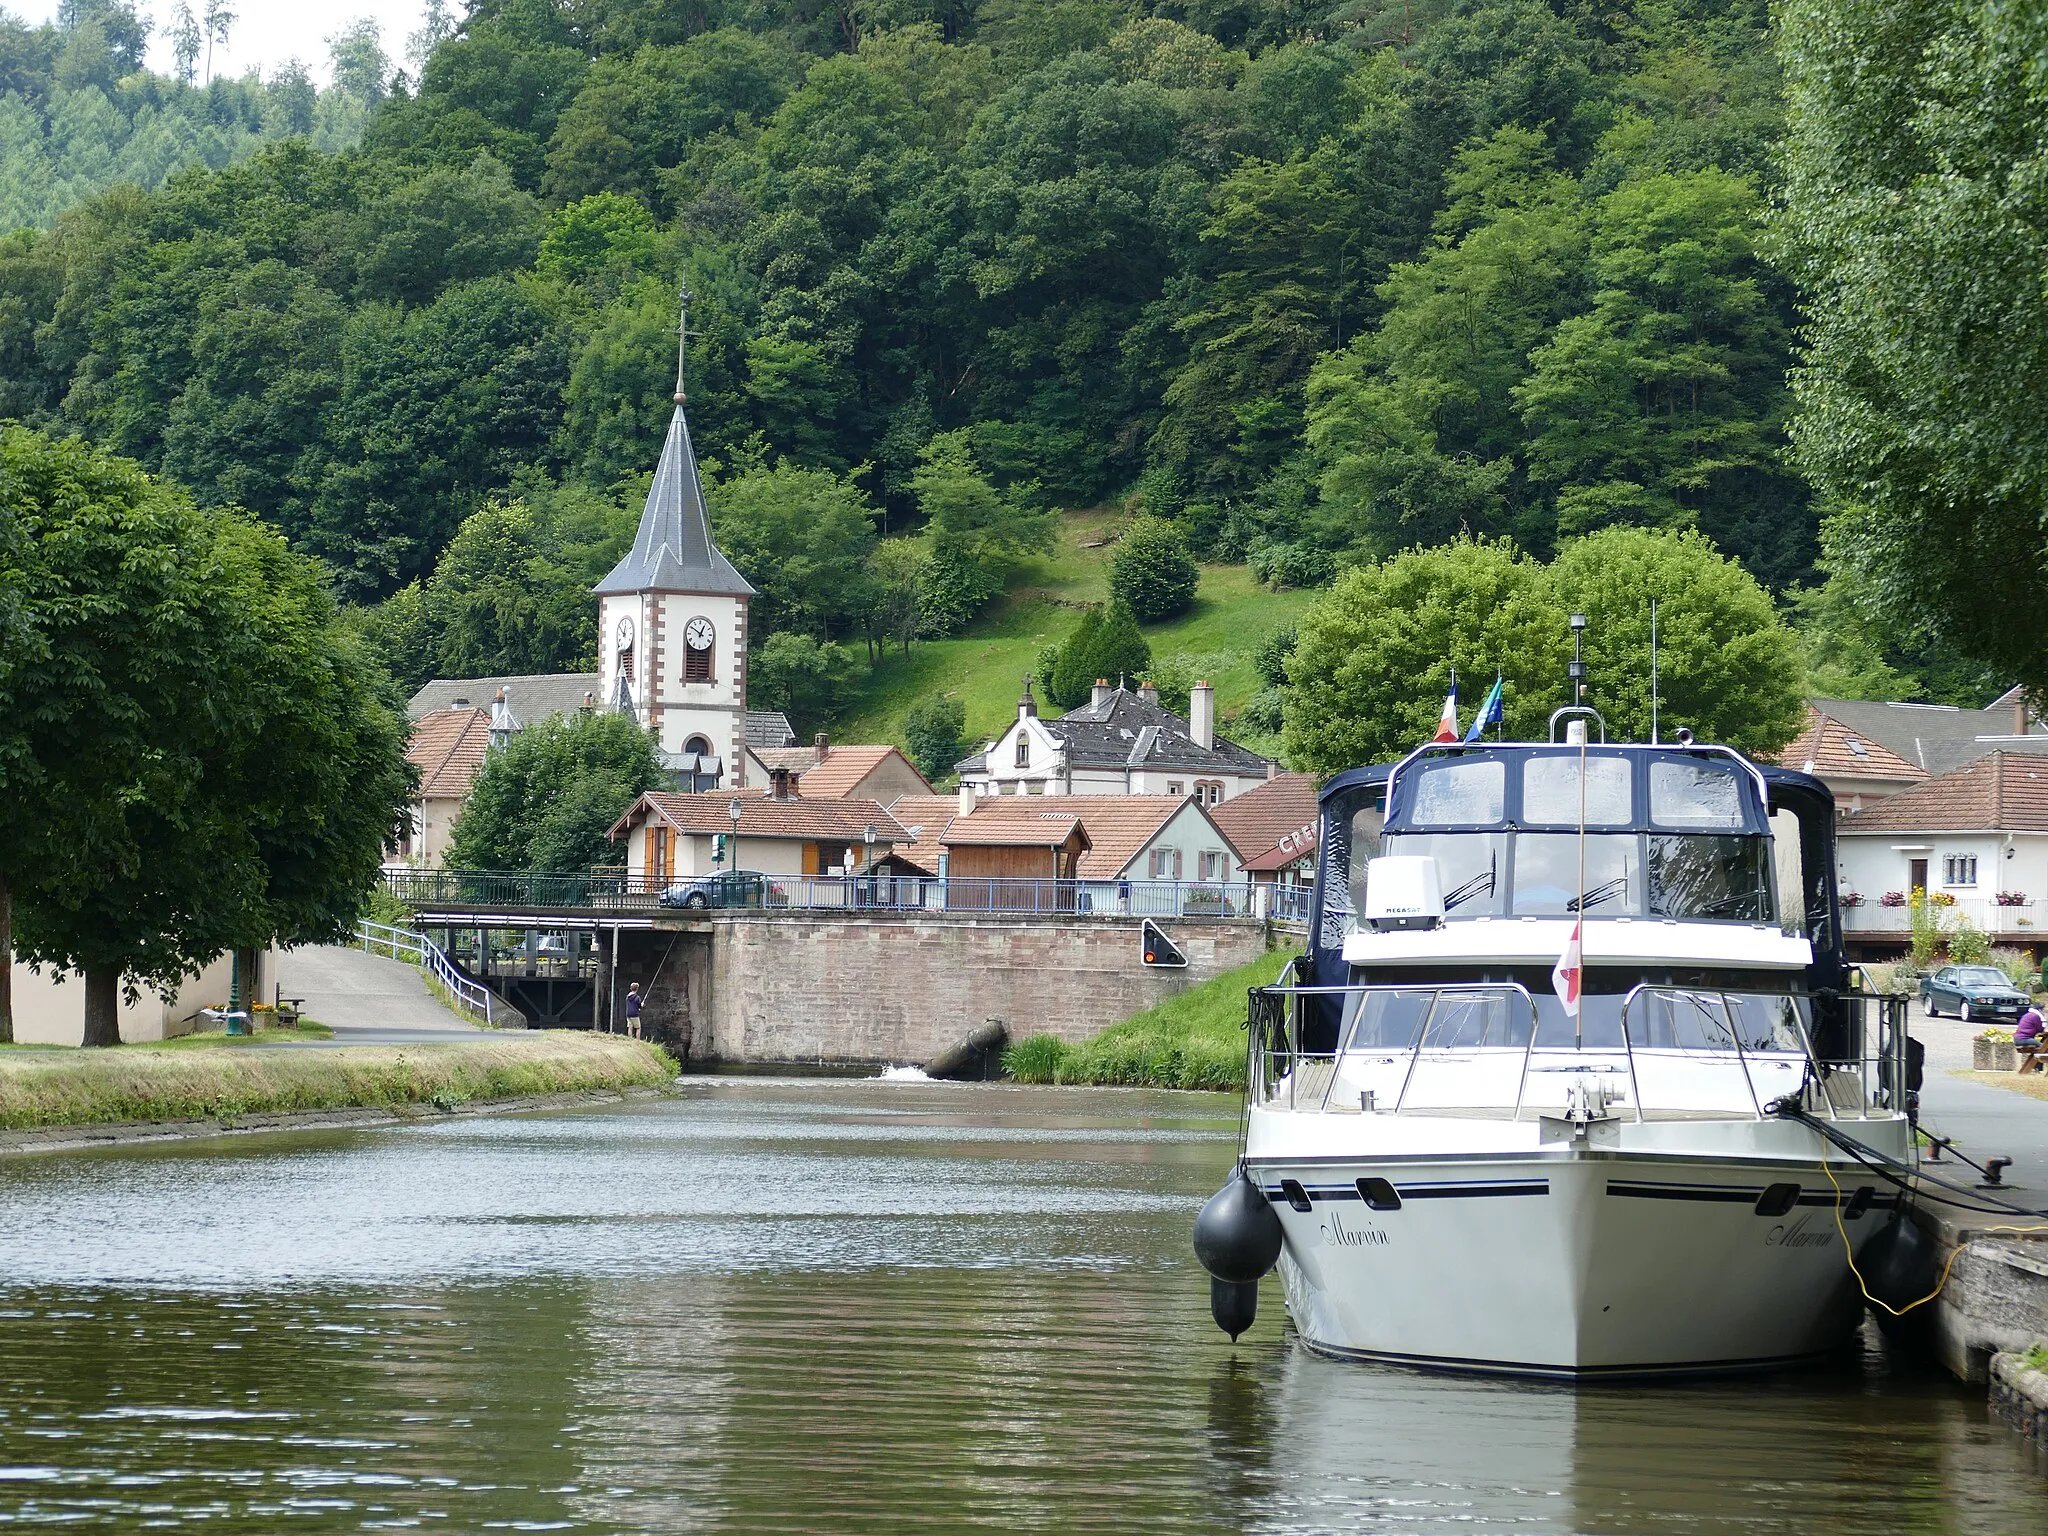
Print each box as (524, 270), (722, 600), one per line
(1092, 678), (1111, 709)
(581, 691), (596, 713)
(1190, 680), (1215, 750)
(1019, 677), (1038, 718)
(959, 782), (976, 815)
(1138, 679), (1158, 706)
(1267, 760), (1278, 781)
(814, 730), (829, 759)
(770, 766), (797, 800)
(2017, 692), (2031, 736)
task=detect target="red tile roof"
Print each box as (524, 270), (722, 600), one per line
(407, 707), (492, 800)
(887, 794), (1220, 879)
(1841, 751), (2048, 832)
(610, 791), (910, 843)
(941, 813), (1087, 849)
(1768, 706), (1926, 784)
(799, 744), (931, 799)
(1207, 772), (1319, 864)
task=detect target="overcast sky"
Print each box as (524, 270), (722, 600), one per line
(16, 1), (434, 87)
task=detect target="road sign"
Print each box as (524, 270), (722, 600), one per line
(1142, 920), (1187, 968)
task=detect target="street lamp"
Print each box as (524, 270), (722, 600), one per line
(863, 823), (877, 908)
(728, 794), (744, 878)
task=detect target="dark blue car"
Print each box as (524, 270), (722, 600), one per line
(1919, 964), (2030, 1023)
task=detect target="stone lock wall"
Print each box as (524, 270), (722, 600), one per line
(700, 912), (1274, 1066)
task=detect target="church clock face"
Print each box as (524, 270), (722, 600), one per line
(615, 615), (635, 650)
(684, 617), (716, 652)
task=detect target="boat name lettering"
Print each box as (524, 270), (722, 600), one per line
(1764, 1215), (1831, 1250)
(1319, 1211), (1389, 1248)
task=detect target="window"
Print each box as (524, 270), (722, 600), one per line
(1148, 848), (1183, 880)
(684, 643), (712, 684)
(1168, 781), (1184, 795)
(1648, 760), (1744, 829)
(1523, 755), (1631, 826)
(1199, 850), (1225, 880)
(1015, 733), (1030, 768)
(1408, 759), (1506, 826)
(1195, 780), (1223, 806)
(1944, 854), (1979, 887)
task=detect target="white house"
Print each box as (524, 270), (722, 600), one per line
(1835, 750), (2048, 952)
(956, 679), (1274, 803)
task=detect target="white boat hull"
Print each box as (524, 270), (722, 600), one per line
(1250, 1146), (1902, 1377)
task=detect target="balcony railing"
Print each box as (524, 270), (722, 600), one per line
(381, 867), (1263, 919)
(1840, 896), (2037, 935)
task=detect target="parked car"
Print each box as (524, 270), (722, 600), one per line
(1919, 964), (2031, 1023)
(658, 870), (785, 910)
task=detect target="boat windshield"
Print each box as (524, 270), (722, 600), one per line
(1374, 829), (1774, 921)
(1340, 984), (1810, 1053)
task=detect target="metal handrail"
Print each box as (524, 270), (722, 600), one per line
(1394, 983), (1542, 1115)
(1248, 981), (1907, 1124)
(379, 868), (1261, 919)
(359, 919), (495, 1026)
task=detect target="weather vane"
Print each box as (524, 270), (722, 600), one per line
(674, 281), (701, 405)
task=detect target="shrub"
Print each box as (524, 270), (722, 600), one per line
(1991, 947), (2041, 992)
(902, 695), (967, 786)
(1949, 919), (1990, 965)
(1003, 1034), (1070, 1083)
(1049, 600), (1151, 707)
(1109, 515), (1199, 621)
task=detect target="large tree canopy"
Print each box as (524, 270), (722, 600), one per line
(1778, 0), (2048, 697)
(0, 426), (411, 1044)
(1282, 529), (1803, 772)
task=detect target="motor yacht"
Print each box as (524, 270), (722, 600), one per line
(1197, 721), (1917, 1377)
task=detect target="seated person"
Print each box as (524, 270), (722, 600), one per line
(2015, 1006), (2045, 1073)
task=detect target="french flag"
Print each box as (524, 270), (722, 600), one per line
(1431, 684), (1460, 743)
(1552, 920), (1583, 1017)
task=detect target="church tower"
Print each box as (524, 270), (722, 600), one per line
(594, 287), (754, 786)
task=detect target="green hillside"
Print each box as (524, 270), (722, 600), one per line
(834, 512), (1316, 764)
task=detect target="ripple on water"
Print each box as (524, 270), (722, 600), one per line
(0, 1081), (2034, 1533)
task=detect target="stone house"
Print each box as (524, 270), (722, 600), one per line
(955, 679), (1273, 803)
(1835, 751), (2048, 953)
(1208, 771), (1320, 904)
(610, 788), (912, 887)
(396, 704), (492, 867)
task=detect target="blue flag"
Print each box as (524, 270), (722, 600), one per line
(1463, 678), (1504, 743)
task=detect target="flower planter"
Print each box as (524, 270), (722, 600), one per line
(1975, 1039), (2017, 1071)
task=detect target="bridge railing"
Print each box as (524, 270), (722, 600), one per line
(380, 867), (1263, 919)
(358, 918), (497, 1026)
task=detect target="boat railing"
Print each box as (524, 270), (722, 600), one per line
(1246, 982), (1911, 1124)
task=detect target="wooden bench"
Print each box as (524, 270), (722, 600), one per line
(275, 991), (306, 1026)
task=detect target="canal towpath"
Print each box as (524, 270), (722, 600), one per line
(269, 944), (494, 1047)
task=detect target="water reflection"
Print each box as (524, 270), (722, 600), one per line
(0, 1081), (2032, 1531)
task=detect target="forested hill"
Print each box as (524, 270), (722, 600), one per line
(0, 0), (1981, 717)
(0, 3), (390, 232)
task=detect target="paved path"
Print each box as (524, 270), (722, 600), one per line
(272, 945), (491, 1046)
(1912, 1000), (2048, 1204)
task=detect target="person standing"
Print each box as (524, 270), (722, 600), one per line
(624, 983), (643, 1040)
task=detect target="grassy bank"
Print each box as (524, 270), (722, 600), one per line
(1004, 949), (1300, 1091)
(0, 1032), (675, 1130)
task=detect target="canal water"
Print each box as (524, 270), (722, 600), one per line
(0, 1080), (2037, 1532)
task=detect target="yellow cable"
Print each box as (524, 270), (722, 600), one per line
(1817, 1137), (2048, 1317)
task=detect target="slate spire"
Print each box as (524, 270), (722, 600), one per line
(593, 283), (755, 599)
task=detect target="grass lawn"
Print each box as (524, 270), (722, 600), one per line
(1004, 946), (1301, 1092)
(833, 512), (1316, 760)
(0, 1032), (675, 1130)
(151, 1020), (337, 1047)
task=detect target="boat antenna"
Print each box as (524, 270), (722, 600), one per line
(1649, 597), (1660, 745)
(1570, 613), (1588, 1049)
